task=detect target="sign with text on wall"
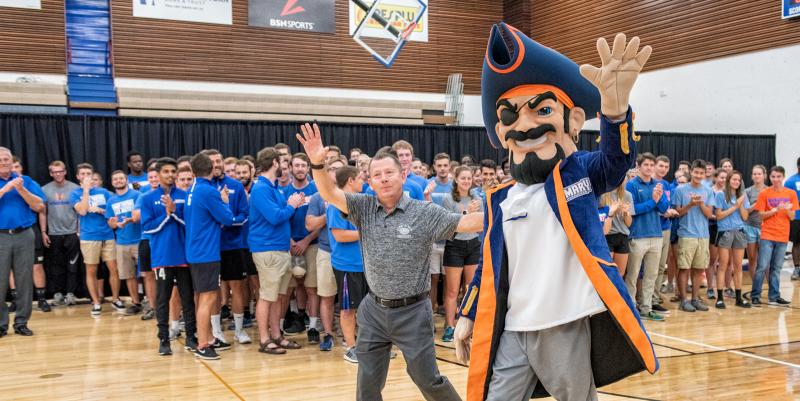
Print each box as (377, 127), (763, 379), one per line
(0, 0), (40, 9)
(349, 0), (428, 42)
(783, 0), (800, 19)
(249, 0), (335, 33)
(133, 0), (232, 25)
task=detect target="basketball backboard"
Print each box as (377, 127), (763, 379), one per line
(350, 0), (427, 67)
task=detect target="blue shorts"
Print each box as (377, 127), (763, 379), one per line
(743, 225), (761, 244)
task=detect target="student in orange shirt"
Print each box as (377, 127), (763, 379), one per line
(750, 166), (799, 306)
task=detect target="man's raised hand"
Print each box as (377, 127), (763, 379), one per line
(579, 33), (652, 118)
(296, 123), (327, 166)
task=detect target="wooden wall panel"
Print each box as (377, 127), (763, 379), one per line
(110, 0), (502, 95)
(503, 0), (531, 35)
(530, 0), (800, 71)
(0, 0), (65, 74)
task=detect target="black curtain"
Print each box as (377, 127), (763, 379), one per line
(0, 113), (774, 186)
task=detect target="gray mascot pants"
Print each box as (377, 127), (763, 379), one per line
(486, 317), (597, 401)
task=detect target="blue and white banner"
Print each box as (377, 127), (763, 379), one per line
(784, 0), (800, 19)
(133, 0), (232, 25)
(0, 0), (41, 9)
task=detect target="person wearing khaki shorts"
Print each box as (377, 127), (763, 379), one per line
(672, 162), (715, 313)
(248, 149), (305, 355)
(115, 244), (141, 307)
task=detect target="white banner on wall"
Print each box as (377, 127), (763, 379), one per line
(349, 0), (428, 42)
(133, 0), (232, 25)
(0, 0), (41, 9)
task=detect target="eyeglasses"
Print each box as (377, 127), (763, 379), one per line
(50, 170), (66, 174)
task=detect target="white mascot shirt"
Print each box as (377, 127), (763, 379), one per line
(501, 182), (607, 331)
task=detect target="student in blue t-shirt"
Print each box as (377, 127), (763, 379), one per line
(391, 141), (427, 196)
(427, 153), (454, 207)
(306, 158), (346, 352)
(672, 160), (715, 313)
(284, 153), (321, 342)
(105, 171), (142, 312)
(326, 165), (368, 363)
(70, 163), (117, 315)
(713, 170), (751, 309)
(126, 152), (148, 191)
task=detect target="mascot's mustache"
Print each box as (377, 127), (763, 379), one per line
(510, 143), (565, 185)
(505, 124), (557, 143)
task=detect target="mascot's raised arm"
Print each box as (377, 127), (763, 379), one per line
(453, 22), (657, 401)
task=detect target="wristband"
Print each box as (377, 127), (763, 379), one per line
(310, 162), (325, 170)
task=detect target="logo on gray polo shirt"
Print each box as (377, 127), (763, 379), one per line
(397, 224), (413, 239)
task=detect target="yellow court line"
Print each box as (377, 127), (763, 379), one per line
(177, 339), (247, 400)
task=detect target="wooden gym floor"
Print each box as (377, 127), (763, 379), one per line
(5, 262), (800, 401)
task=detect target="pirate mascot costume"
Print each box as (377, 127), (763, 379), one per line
(453, 23), (659, 401)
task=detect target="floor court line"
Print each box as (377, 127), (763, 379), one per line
(175, 339), (246, 400)
(649, 332), (800, 370)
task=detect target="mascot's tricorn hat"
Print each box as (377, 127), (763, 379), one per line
(481, 22), (601, 148)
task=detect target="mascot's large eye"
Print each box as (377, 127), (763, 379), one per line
(500, 108), (519, 126)
(536, 106), (553, 116)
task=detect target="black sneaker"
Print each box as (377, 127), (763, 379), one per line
(8, 302), (16, 313)
(735, 299), (751, 308)
(194, 346), (221, 360)
(769, 297), (791, 306)
(300, 311), (310, 328)
(221, 305), (231, 320)
(159, 340), (172, 356)
(184, 335), (199, 352)
(111, 299), (126, 312)
(283, 319), (304, 335)
(211, 337), (232, 351)
(715, 300), (726, 309)
(283, 311), (299, 330)
(13, 325), (33, 336)
(124, 304), (142, 316)
(651, 304), (669, 313)
(751, 298), (762, 306)
(37, 299), (52, 312)
(307, 328), (320, 344)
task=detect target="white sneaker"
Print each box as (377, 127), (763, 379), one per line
(214, 333), (229, 344)
(168, 328), (182, 341)
(53, 292), (65, 305)
(235, 330), (252, 344)
(91, 304), (102, 315)
(65, 293), (77, 306)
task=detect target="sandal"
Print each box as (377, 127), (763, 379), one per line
(259, 340), (287, 355)
(272, 336), (302, 350)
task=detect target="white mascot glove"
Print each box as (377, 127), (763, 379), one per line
(454, 318), (474, 365)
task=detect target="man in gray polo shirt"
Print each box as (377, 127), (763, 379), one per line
(297, 123), (483, 401)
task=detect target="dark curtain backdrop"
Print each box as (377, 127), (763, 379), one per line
(0, 113), (775, 186)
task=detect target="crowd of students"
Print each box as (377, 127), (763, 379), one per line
(599, 154), (800, 321)
(1, 142), (798, 359)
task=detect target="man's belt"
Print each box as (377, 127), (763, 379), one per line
(371, 291), (428, 309)
(1, 226), (31, 235)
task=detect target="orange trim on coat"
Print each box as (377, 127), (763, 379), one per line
(485, 26), (525, 74)
(466, 189), (497, 401)
(552, 163), (657, 374)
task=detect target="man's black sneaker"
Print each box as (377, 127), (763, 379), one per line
(159, 340), (172, 356)
(221, 305), (231, 320)
(8, 302), (15, 313)
(751, 298), (761, 306)
(184, 336), (199, 352)
(125, 304), (142, 316)
(769, 297), (791, 306)
(283, 318), (304, 335)
(211, 337), (232, 351)
(37, 299), (52, 312)
(651, 304), (668, 313)
(283, 311), (299, 330)
(194, 347), (221, 360)
(307, 328), (320, 344)
(13, 325), (33, 336)
(300, 311), (310, 327)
